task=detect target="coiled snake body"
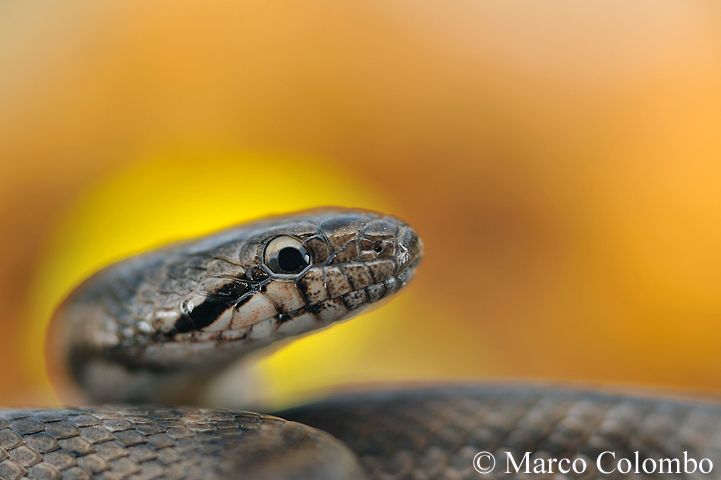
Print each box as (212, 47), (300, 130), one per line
(1, 210), (720, 479)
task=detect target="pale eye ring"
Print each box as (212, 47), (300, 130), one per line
(264, 236), (311, 275)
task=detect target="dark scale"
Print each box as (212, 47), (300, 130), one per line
(211, 280), (250, 298)
(174, 281), (250, 333)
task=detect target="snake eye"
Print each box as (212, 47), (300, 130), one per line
(264, 236), (311, 275)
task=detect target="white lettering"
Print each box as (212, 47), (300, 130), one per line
(494, 450), (713, 476)
(596, 451), (615, 474)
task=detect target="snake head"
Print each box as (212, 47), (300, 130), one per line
(50, 209), (422, 402)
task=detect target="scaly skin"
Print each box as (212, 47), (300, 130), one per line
(280, 385), (721, 479)
(0, 209), (717, 479)
(0, 407), (364, 480)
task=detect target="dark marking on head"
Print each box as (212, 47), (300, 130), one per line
(173, 280), (251, 333)
(211, 280), (251, 298)
(175, 297), (234, 333)
(173, 315), (196, 334)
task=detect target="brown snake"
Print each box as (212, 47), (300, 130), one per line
(1, 209), (720, 479)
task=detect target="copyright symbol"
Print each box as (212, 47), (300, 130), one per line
(473, 451), (496, 474)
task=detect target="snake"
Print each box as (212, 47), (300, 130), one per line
(1, 209), (720, 480)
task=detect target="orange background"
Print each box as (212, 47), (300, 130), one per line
(1, 1), (721, 407)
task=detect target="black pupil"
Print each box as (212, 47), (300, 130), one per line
(277, 247), (308, 273)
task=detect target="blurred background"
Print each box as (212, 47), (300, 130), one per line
(1, 1), (721, 407)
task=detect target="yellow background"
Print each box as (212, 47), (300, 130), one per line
(1, 1), (721, 406)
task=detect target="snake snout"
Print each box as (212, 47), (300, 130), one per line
(396, 224), (423, 277)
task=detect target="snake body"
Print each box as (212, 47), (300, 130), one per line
(1, 209), (720, 479)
